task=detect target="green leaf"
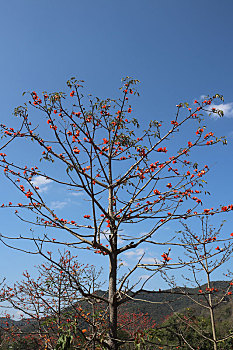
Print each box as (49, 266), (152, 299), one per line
(218, 109), (224, 117)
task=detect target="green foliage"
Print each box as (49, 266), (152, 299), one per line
(148, 308), (233, 350)
(56, 332), (73, 350)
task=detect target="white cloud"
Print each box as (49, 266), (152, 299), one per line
(139, 231), (149, 237)
(50, 200), (68, 210)
(99, 233), (108, 242)
(141, 256), (159, 264)
(99, 232), (124, 245)
(69, 191), (83, 197)
(140, 274), (151, 280)
(123, 248), (145, 258)
(12, 309), (26, 320)
(118, 260), (129, 267)
(32, 175), (52, 193)
(199, 94), (208, 100)
(118, 237), (124, 245)
(207, 102), (233, 118)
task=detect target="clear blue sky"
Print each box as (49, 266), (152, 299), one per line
(1, 0), (233, 293)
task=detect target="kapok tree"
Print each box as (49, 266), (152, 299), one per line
(1, 251), (158, 350)
(0, 77), (230, 349)
(147, 217), (233, 350)
(1, 251), (106, 350)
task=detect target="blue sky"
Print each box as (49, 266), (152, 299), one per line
(1, 0), (233, 296)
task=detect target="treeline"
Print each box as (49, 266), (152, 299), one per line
(0, 280), (233, 349)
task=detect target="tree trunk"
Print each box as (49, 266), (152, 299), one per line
(206, 267), (217, 350)
(108, 250), (118, 349)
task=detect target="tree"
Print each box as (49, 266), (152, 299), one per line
(148, 217), (233, 349)
(1, 251), (107, 349)
(152, 308), (233, 350)
(0, 77), (230, 349)
(1, 251), (157, 349)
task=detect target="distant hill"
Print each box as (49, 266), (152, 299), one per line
(1, 280), (232, 329)
(118, 280), (233, 324)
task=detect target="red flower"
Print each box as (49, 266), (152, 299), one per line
(157, 147), (167, 153)
(84, 215), (91, 219)
(73, 147), (80, 154)
(161, 253), (171, 262)
(70, 91), (75, 97)
(153, 189), (161, 195)
(25, 190), (33, 198)
(196, 128), (204, 135)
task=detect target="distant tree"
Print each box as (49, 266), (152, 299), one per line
(1, 251), (107, 349)
(149, 217), (233, 349)
(1, 252), (158, 350)
(0, 77), (230, 348)
(152, 308), (233, 350)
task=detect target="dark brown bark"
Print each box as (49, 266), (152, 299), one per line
(108, 242), (118, 349)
